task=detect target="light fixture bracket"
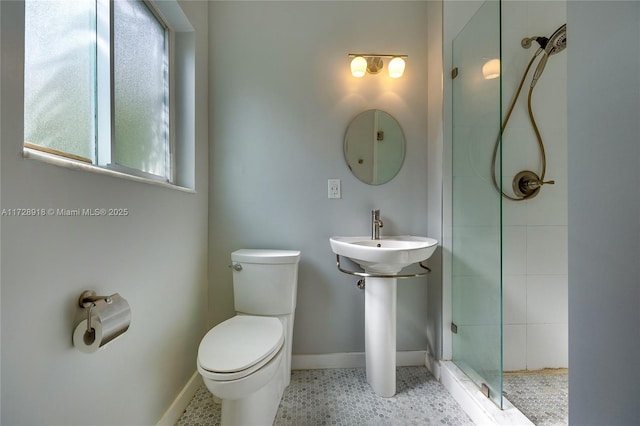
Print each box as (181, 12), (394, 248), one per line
(348, 54), (408, 59)
(366, 57), (383, 74)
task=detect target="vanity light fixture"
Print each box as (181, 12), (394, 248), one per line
(348, 54), (408, 78)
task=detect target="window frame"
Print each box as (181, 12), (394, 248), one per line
(20, 0), (194, 191)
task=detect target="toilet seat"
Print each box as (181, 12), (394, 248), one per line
(198, 315), (284, 381)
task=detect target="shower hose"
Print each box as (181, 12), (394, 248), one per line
(490, 48), (552, 201)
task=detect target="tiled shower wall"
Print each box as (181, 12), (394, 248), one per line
(501, 0), (568, 371)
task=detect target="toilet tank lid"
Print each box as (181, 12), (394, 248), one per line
(232, 249), (301, 264)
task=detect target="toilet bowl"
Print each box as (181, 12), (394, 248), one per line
(197, 249), (300, 426)
(197, 315), (286, 424)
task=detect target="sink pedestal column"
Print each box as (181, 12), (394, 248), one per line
(365, 276), (397, 397)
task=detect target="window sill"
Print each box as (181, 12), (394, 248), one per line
(23, 147), (195, 193)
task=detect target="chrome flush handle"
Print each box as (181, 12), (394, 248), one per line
(228, 263), (242, 271)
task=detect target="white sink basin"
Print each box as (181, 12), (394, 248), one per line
(330, 235), (438, 274)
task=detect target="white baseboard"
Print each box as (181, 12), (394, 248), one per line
(291, 350), (427, 370)
(439, 360), (533, 426)
(156, 371), (202, 426)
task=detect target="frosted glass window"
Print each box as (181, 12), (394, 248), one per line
(113, 0), (169, 178)
(24, 0), (96, 163)
(24, 0), (173, 183)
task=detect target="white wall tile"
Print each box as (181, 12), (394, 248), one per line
(501, 126), (542, 178)
(527, 324), (569, 369)
(527, 275), (568, 324)
(527, 185), (568, 226)
(504, 325), (527, 371)
(526, 226), (568, 274)
(502, 200), (528, 226)
(503, 274), (527, 324)
(542, 126), (568, 180)
(503, 226), (527, 274)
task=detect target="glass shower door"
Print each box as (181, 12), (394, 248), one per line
(451, 0), (503, 408)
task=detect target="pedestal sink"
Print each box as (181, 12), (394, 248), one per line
(329, 235), (438, 397)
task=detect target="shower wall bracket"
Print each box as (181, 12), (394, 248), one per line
(481, 383), (491, 398)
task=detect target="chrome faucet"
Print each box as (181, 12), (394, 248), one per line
(371, 209), (383, 240)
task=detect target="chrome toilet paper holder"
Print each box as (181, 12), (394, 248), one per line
(73, 290), (131, 353)
(78, 290), (115, 334)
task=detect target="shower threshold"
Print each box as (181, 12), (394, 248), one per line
(439, 361), (533, 426)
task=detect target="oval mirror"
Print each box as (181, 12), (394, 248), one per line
(344, 110), (405, 185)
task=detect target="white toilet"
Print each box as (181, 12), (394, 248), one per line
(197, 249), (301, 426)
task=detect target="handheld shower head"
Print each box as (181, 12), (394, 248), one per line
(521, 24), (566, 55)
(545, 24), (567, 55)
(530, 24), (567, 88)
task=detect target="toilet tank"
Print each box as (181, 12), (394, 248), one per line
(231, 249), (301, 315)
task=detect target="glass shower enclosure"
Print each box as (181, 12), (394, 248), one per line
(450, 0), (503, 408)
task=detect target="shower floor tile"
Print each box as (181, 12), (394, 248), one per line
(176, 366), (474, 426)
(503, 370), (568, 426)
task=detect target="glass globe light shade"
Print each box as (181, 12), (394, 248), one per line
(350, 56), (367, 78)
(388, 57), (406, 78)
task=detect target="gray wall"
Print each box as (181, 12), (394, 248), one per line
(208, 1), (431, 354)
(567, 2), (640, 424)
(0, 1), (209, 424)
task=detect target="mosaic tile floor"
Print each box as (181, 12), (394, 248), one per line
(503, 370), (568, 426)
(177, 367), (474, 426)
